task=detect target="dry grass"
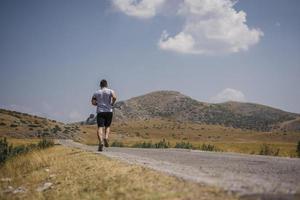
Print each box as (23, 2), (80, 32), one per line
(5, 138), (41, 146)
(78, 119), (300, 157)
(0, 146), (237, 200)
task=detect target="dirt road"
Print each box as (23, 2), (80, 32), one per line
(58, 140), (300, 199)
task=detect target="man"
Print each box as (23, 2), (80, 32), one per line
(91, 79), (117, 151)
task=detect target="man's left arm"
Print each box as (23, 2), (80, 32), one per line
(91, 94), (97, 106)
(111, 90), (117, 106)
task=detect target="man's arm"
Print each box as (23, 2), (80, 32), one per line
(111, 90), (117, 106)
(91, 95), (97, 106)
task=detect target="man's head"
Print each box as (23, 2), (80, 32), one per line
(100, 79), (108, 88)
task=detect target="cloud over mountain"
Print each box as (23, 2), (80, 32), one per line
(211, 88), (246, 102)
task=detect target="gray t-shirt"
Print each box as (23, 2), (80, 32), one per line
(92, 88), (114, 113)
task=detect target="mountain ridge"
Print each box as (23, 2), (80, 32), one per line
(108, 90), (299, 131)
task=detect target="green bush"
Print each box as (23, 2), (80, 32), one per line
(51, 125), (62, 133)
(175, 141), (193, 149)
(132, 141), (154, 148)
(63, 130), (70, 134)
(297, 141), (300, 158)
(0, 138), (13, 164)
(37, 138), (54, 149)
(111, 141), (124, 147)
(28, 124), (39, 128)
(154, 139), (170, 148)
(20, 120), (27, 124)
(199, 143), (220, 152)
(0, 137), (54, 165)
(132, 139), (170, 149)
(259, 144), (280, 156)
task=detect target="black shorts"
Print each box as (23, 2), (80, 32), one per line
(97, 112), (113, 127)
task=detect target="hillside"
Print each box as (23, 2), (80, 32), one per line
(0, 109), (81, 139)
(100, 91), (300, 132)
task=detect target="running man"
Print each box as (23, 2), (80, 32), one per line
(91, 79), (117, 151)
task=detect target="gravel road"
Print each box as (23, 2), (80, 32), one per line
(58, 140), (300, 199)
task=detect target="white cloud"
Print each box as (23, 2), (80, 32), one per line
(112, 0), (166, 19)
(159, 0), (263, 55)
(211, 88), (246, 102)
(112, 0), (263, 55)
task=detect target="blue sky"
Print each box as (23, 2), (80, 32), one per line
(0, 0), (299, 122)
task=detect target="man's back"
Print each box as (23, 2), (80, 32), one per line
(93, 88), (114, 113)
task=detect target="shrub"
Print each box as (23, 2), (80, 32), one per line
(259, 144), (280, 156)
(10, 124), (18, 128)
(111, 141), (124, 147)
(0, 122), (6, 126)
(155, 139), (170, 148)
(20, 120), (27, 124)
(63, 130), (70, 134)
(175, 141), (193, 149)
(10, 145), (30, 156)
(132, 141), (154, 148)
(135, 132), (140, 137)
(297, 141), (300, 158)
(28, 124), (39, 128)
(0, 138), (13, 164)
(52, 125), (62, 133)
(199, 143), (220, 152)
(132, 139), (170, 148)
(0, 137), (54, 165)
(37, 138), (54, 149)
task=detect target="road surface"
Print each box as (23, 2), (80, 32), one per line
(58, 140), (300, 199)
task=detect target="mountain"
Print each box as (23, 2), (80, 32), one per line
(110, 91), (299, 132)
(0, 109), (81, 139)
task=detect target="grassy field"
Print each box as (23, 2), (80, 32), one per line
(78, 119), (300, 157)
(0, 146), (237, 200)
(2, 107), (299, 157)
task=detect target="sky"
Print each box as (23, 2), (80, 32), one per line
(0, 0), (299, 122)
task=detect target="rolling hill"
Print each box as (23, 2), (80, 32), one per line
(0, 108), (81, 139)
(86, 90), (299, 132)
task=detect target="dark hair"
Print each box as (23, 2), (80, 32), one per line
(100, 79), (108, 88)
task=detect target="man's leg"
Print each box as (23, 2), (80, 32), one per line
(105, 127), (110, 139)
(103, 127), (110, 147)
(97, 127), (104, 151)
(103, 112), (113, 147)
(96, 113), (105, 151)
(97, 127), (104, 144)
